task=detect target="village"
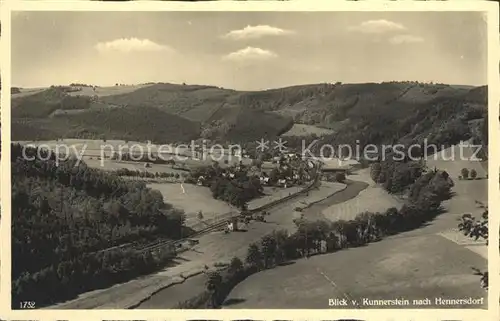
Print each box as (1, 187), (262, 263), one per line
(94, 141), (357, 234)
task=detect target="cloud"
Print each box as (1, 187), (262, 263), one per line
(223, 47), (278, 61)
(95, 38), (173, 53)
(224, 25), (294, 40)
(348, 19), (406, 34)
(389, 34), (424, 45)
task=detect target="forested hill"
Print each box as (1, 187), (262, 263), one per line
(11, 82), (487, 152)
(11, 144), (187, 306)
(315, 83), (488, 157)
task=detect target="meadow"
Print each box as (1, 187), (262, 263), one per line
(281, 124), (334, 137)
(321, 169), (402, 221)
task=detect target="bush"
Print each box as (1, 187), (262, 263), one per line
(335, 172), (346, 183)
(461, 168), (469, 180)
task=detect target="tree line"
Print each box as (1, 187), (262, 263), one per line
(113, 168), (188, 180)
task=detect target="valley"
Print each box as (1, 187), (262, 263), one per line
(11, 81), (489, 309)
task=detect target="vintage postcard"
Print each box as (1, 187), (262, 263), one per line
(0, 0), (498, 320)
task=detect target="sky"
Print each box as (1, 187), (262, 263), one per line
(11, 11), (488, 90)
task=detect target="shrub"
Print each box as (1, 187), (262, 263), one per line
(335, 172), (346, 183)
(461, 168), (469, 180)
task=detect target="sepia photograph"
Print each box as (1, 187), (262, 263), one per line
(8, 3), (493, 313)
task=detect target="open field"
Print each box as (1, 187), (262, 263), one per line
(66, 84), (153, 97)
(11, 85), (151, 99)
(281, 124), (334, 137)
(13, 139), (253, 169)
(82, 157), (189, 175)
(15, 139), (196, 157)
(426, 141), (487, 180)
(223, 233), (486, 309)
(11, 87), (46, 98)
(147, 183), (235, 228)
(321, 169), (402, 221)
(322, 187), (402, 221)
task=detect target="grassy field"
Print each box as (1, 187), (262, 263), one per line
(281, 124), (334, 137)
(11, 85), (150, 99)
(66, 84), (152, 97)
(322, 187), (402, 221)
(83, 157), (188, 175)
(147, 183), (235, 228)
(426, 141), (487, 180)
(15, 139), (193, 157)
(14, 139), (253, 170)
(11, 87), (46, 98)
(321, 169), (402, 221)
(223, 233), (486, 309)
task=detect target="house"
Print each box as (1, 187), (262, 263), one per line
(197, 175), (205, 186)
(234, 149), (246, 158)
(278, 178), (288, 188)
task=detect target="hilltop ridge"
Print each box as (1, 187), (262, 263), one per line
(12, 81), (487, 156)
